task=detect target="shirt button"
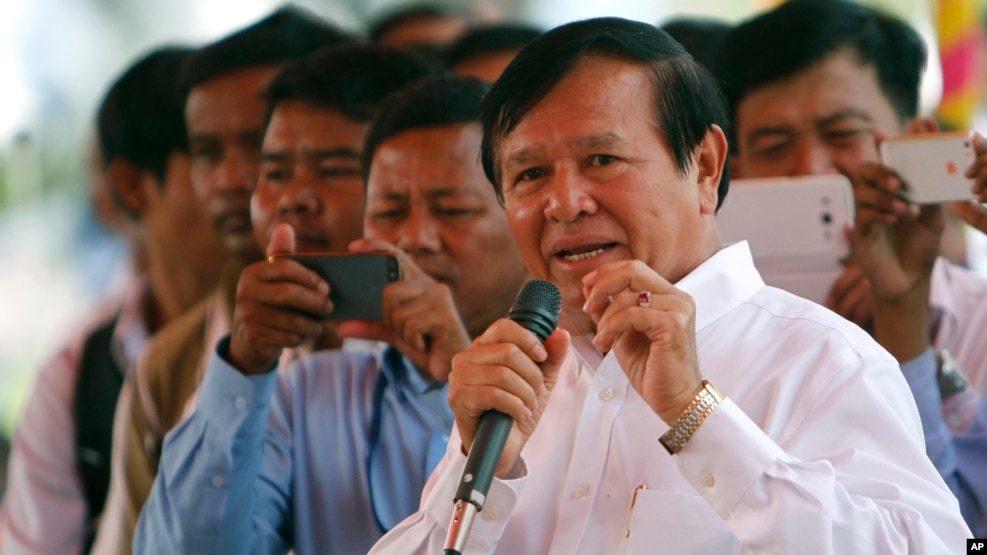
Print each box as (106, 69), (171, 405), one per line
(598, 387), (614, 401)
(482, 507), (499, 521)
(700, 473), (715, 488)
(234, 396), (247, 410)
(573, 483), (590, 498)
(211, 475), (224, 487)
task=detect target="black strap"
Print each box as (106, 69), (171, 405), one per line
(74, 314), (124, 553)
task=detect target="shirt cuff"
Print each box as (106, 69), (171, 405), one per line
(420, 440), (526, 552)
(197, 335), (279, 439)
(673, 398), (786, 518)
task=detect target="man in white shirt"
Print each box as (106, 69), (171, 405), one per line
(370, 16), (971, 554)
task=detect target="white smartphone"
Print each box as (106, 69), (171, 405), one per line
(879, 132), (976, 204)
(716, 174), (853, 305)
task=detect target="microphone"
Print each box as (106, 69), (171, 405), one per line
(444, 280), (562, 555)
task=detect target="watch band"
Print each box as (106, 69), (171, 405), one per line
(659, 380), (723, 455)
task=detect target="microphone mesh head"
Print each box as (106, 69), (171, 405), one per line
(516, 280), (562, 318)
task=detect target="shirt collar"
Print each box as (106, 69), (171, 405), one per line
(673, 241), (765, 333)
(380, 346), (443, 399)
(928, 257), (957, 334)
(111, 276), (152, 373)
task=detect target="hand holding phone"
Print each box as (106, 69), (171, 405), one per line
(879, 132), (976, 204)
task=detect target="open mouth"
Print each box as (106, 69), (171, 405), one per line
(556, 243), (617, 262)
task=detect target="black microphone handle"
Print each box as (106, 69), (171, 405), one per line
(454, 410), (512, 506)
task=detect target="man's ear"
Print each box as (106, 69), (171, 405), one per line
(695, 124), (728, 215)
(106, 159), (145, 218)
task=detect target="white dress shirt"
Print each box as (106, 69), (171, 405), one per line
(370, 242), (971, 554)
(930, 256), (987, 393)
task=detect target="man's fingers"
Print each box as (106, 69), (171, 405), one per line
(266, 222), (296, 257)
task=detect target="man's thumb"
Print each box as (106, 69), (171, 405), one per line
(267, 223), (296, 258)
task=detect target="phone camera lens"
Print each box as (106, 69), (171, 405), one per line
(822, 213), (833, 224)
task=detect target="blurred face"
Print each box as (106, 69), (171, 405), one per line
(365, 123), (527, 337)
(378, 15), (468, 49)
(732, 49), (902, 179)
(144, 152), (223, 276)
(186, 65), (280, 259)
(497, 55), (722, 315)
(252, 101), (369, 253)
(453, 50), (520, 82)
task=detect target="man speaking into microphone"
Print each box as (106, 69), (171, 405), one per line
(370, 17), (970, 554)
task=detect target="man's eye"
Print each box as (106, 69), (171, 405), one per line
(191, 146), (220, 162)
(589, 154), (617, 166)
(752, 141), (792, 159)
(823, 129), (870, 146)
(319, 167), (360, 179)
(436, 207), (478, 218)
(517, 168), (545, 183)
(370, 210), (404, 221)
(263, 169), (288, 182)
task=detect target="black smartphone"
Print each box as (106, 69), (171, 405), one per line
(271, 252), (403, 320)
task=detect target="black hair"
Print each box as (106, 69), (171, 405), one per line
(716, 0), (926, 145)
(369, 3), (467, 44)
(97, 46), (193, 185)
(446, 22), (543, 68)
(658, 16), (732, 71)
(264, 43), (441, 125)
(361, 74), (490, 183)
(178, 5), (355, 94)
(481, 17), (729, 207)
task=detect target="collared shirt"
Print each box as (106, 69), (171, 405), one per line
(930, 256), (987, 394)
(0, 277), (150, 555)
(134, 341), (453, 554)
(370, 242), (971, 555)
(900, 348), (987, 537)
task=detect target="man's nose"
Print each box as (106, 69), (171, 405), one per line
(792, 140), (837, 176)
(396, 208), (441, 253)
(543, 165), (597, 222)
(277, 169), (319, 215)
(216, 149), (257, 193)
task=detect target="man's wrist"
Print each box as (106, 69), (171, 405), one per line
(871, 280), (931, 362)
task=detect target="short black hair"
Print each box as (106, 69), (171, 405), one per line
(97, 46), (192, 184)
(716, 0), (926, 145)
(659, 16), (732, 71)
(178, 5), (355, 94)
(446, 22), (543, 68)
(265, 43), (440, 125)
(368, 3), (467, 43)
(481, 17), (729, 207)
(361, 74), (490, 184)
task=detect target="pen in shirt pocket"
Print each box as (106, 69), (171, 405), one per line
(625, 484), (647, 538)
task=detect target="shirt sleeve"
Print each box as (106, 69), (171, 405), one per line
(0, 341), (88, 555)
(674, 355), (972, 553)
(900, 348), (987, 537)
(132, 337), (284, 554)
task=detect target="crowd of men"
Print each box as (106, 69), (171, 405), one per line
(1, 1), (987, 554)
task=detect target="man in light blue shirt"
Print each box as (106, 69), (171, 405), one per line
(134, 73), (530, 553)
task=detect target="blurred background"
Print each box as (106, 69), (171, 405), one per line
(1, 0), (985, 441)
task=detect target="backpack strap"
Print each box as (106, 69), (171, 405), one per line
(75, 314), (124, 552)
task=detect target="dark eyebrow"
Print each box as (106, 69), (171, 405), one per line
(307, 147), (361, 161)
(260, 147), (362, 164)
(574, 132), (626, 150)
(744, 126), (796, 145)
(816, 108), (875, 128)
